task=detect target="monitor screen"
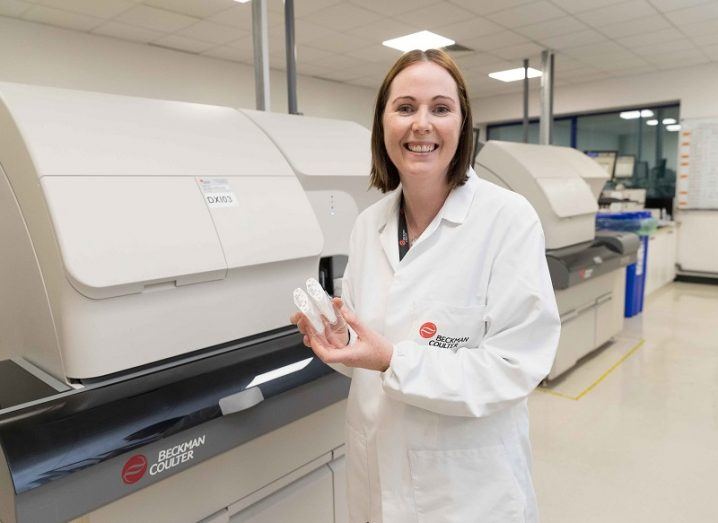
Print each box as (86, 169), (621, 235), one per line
(614, 155), (635, 178)
(585, 150), (617, 177)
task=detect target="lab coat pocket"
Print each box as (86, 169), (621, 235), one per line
(408, 447), (525, 523)
(412, 301), (486, 351)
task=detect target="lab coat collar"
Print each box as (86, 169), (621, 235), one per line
(377, 167), (479, 232)
(376, 168), (479, 271)
(441, 167), (479, 224)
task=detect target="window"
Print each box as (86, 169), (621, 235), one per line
(485, 103), (680, 210)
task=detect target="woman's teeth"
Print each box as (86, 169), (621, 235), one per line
(406, 144), (436, 153)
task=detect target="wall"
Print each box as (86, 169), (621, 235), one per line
(0, 16), (376, 127)
(472, 62), (718, 275)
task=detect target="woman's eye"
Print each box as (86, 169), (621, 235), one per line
(433, 105), (450, 115)
(397, 104), (414, 114)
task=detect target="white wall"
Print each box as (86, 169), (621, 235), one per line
(0, 16), (376, 127)
(472, 62), (718, 276)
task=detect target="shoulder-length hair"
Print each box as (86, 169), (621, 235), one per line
(370, 49), (474, 193)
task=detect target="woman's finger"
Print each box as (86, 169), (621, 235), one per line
(338, 302), (366, 338)
(307, 327), (334, 361)
(321, 316), (349, 348)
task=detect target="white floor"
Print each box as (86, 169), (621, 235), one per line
(530, 281), (718, 523)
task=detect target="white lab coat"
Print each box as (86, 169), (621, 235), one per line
(334, 169), (560, 523)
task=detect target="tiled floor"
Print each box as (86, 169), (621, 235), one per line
(530, 282), (718, 523)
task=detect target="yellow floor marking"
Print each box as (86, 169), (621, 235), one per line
(538, 387), (579, 401)
(539, 339), (646, 401)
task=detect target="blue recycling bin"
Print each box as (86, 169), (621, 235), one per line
(596, 211), (656, 317)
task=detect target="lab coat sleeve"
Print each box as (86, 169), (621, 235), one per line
(382, 203), (560, 417)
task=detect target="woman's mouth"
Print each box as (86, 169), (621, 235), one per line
(404, 143), (438, 153)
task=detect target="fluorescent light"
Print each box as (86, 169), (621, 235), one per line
(662, 118), (677, 125)
(233, 0), (252, 3)
(621, 109), (654, 119)
(245, 357), (314, 388)
(620, 111), (641, 119)
(488, 67), (542, 82)
(666, 124), (681, 131)
(382, 31), (454, 52)
(646, 119), (658, 126)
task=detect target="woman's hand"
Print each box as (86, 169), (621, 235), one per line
(290, 297), (349, 349)
(290, 298), (394, 372)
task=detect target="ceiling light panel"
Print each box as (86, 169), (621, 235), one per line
(382, 31), (454, 52)
(488, 67), (542, 82)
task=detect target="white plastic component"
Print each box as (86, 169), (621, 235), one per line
(0, 82), (324, 380)
(475, 141), (606, 250)
(305, 278), (337, 324)
(293, 288), (324, 334)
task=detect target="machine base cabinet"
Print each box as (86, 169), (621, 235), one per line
(549, 270), (626, 380)
(69, 402), (348, 523)
(228, 464), (335, 523)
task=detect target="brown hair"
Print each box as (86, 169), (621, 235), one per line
(370, 48), (473, 193)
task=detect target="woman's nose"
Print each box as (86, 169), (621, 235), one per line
(411, 106), (431, 134)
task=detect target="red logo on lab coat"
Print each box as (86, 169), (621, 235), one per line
(419, 322), (437, 338)
(122, 455), (148, 484)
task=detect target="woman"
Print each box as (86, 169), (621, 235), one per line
(291, 49), (560, 523)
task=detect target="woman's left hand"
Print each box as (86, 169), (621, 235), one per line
(309, 298), (394, 372)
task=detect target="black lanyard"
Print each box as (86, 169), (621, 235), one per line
(398, 193), (410, 261)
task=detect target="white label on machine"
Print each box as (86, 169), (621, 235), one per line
(197, 178), (238, 208)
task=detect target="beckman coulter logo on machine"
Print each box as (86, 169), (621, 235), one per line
(121, 435), (207, 485)
(419, 322), (470, 349)
(121, 455), (148, 484)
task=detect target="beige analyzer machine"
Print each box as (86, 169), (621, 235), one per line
(475, 141), (640, 380)
(0, 82), (371, 523)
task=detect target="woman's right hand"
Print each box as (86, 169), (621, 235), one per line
(290, 297), (349, 349)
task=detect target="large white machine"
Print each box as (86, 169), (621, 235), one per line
(0, 83), (376, 523)
(475, 141), (639, 380)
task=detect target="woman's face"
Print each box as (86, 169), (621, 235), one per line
(382, 61), (462, 184)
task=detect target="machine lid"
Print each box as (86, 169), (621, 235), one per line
(242, 109), (371, 178)
(41, 176), (228, 299)
(477, 141), (599, 219)
(0, 82), (294, 177)
(535, 177), (598, 219)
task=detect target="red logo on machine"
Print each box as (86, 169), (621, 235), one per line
(122, 455), (148, 484)
(419, 322), (437, 339)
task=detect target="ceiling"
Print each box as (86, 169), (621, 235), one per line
(2, 0), (718, 98)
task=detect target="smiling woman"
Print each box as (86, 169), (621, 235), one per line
(290, 48), (561, 523)
(370, 49), (474, 194)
